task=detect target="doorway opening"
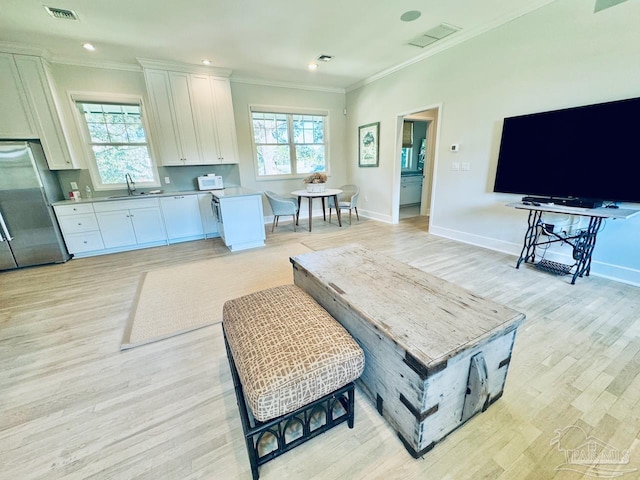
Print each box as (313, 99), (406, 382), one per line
(398, 107), (439, 223)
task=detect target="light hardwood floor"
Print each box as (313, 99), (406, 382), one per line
(1, 216), (639, 479)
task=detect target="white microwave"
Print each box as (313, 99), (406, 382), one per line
(197, 175), (224, 190)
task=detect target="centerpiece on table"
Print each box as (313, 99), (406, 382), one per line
(303, 172), (327, 193)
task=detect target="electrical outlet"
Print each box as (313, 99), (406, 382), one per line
(461, 162), (470, 171)
(70, 182), (78, 189)
(164, 177), (171, 184)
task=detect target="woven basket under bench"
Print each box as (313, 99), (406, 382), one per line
(222, 284), (365, 479)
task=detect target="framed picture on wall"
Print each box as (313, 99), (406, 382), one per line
(358, 122), (379, 167)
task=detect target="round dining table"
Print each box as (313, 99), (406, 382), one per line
(290, 188), (342, 232)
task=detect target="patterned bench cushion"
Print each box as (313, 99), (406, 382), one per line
(223, 284), (365, 422)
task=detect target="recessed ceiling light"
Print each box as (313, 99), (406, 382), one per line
(400, 10), (422, 22)
(202, 59), (212, 66)
(82, 43), (96, 51)
(308, 63), (318, 70)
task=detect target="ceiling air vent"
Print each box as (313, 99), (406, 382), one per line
(408, 23), (459, 48)
(44, 6), (79, 20)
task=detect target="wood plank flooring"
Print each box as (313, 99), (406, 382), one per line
(1, 216), (639, 479)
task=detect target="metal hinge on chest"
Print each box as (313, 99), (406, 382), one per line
(403, 351), (447, 380)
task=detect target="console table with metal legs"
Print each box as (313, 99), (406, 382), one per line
(508, 202), (639, 284)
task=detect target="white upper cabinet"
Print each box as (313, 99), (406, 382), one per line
(167, 72), (201, 165)
(0, 53), (76, 170)
(141, 60), (239, 166)
(0, 53), (37, 138)
(191, 75), (239, 164)
(14, 55), (76, 170)
(210, 77), (239, 164)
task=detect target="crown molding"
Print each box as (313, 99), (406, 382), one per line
(49, 57), (142, 72)
(0, 41), (50, 58)
(230, 76), (345, 94)
(137, 58), (232, 77)
(346, 0), (557, 92)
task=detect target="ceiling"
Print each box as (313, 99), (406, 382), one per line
(0, 0), (560, 91)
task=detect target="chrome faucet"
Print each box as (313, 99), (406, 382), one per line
(125, 173), (136, 196)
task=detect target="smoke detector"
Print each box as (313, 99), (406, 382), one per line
(408, 24), (459, 48)
(44, 6), (79, 20)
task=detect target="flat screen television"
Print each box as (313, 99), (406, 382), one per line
(493, 96), (640, 205)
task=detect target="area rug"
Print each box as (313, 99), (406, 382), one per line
(121, 243), (312, 350)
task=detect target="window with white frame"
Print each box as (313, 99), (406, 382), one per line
(74, 99), (160, 189)
(251, 108), (327, 177)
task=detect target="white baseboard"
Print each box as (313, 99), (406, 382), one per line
(429, 225), (640, 287)
(358, 209), (392, 224)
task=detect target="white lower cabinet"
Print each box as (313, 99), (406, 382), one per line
(400, 175), (423, 206)
(93, 199), (166, 250)
(54, 193), (228, 258)
(160, 195), (204, 242)
(53, 203), (105, 255)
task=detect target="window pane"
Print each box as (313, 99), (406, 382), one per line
(295, 145), (325, 174)
(80, 102), (147, 144)
(126, 123), (146, 143)
(77, 100), (156, 187)
(93, 146), (155, 184)
(252, 112), (288, 144)
(401, 148), (412, 169)
(87, 122), (109, 142)
(106, 122), (129, 143)
(252, 111), (327, 177)
(256, 145), (291, 175)
(293, 115), (324, 144)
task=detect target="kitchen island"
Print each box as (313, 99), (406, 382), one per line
(211, 188), (265, 251)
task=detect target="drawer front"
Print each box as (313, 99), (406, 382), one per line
(93, 198), (160, 212)
(63, 231), (105, 253)
(57, 213), (99, 233)
(54, 203), (95, 215)
(401, 176), (423, 185)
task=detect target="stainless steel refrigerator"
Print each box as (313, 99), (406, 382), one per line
(0, 141), (70, 271)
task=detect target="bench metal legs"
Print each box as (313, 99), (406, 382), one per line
(223, 326), (356, 480)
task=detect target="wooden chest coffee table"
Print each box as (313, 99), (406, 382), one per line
(290, 244), (526, 457)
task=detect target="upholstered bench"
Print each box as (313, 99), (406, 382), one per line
(222, 284), (365, 480)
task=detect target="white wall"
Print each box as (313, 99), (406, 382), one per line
(49, 64), (150, 170)
(229, 82), (348, 217)
(345, 0), (640, 285)
(48, 65), (348, 217)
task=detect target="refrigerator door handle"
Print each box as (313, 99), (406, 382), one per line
(0, 210), (13, 241)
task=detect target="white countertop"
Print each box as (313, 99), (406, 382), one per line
(52, 188), (247, 206)
(210, 187), (262, 199)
